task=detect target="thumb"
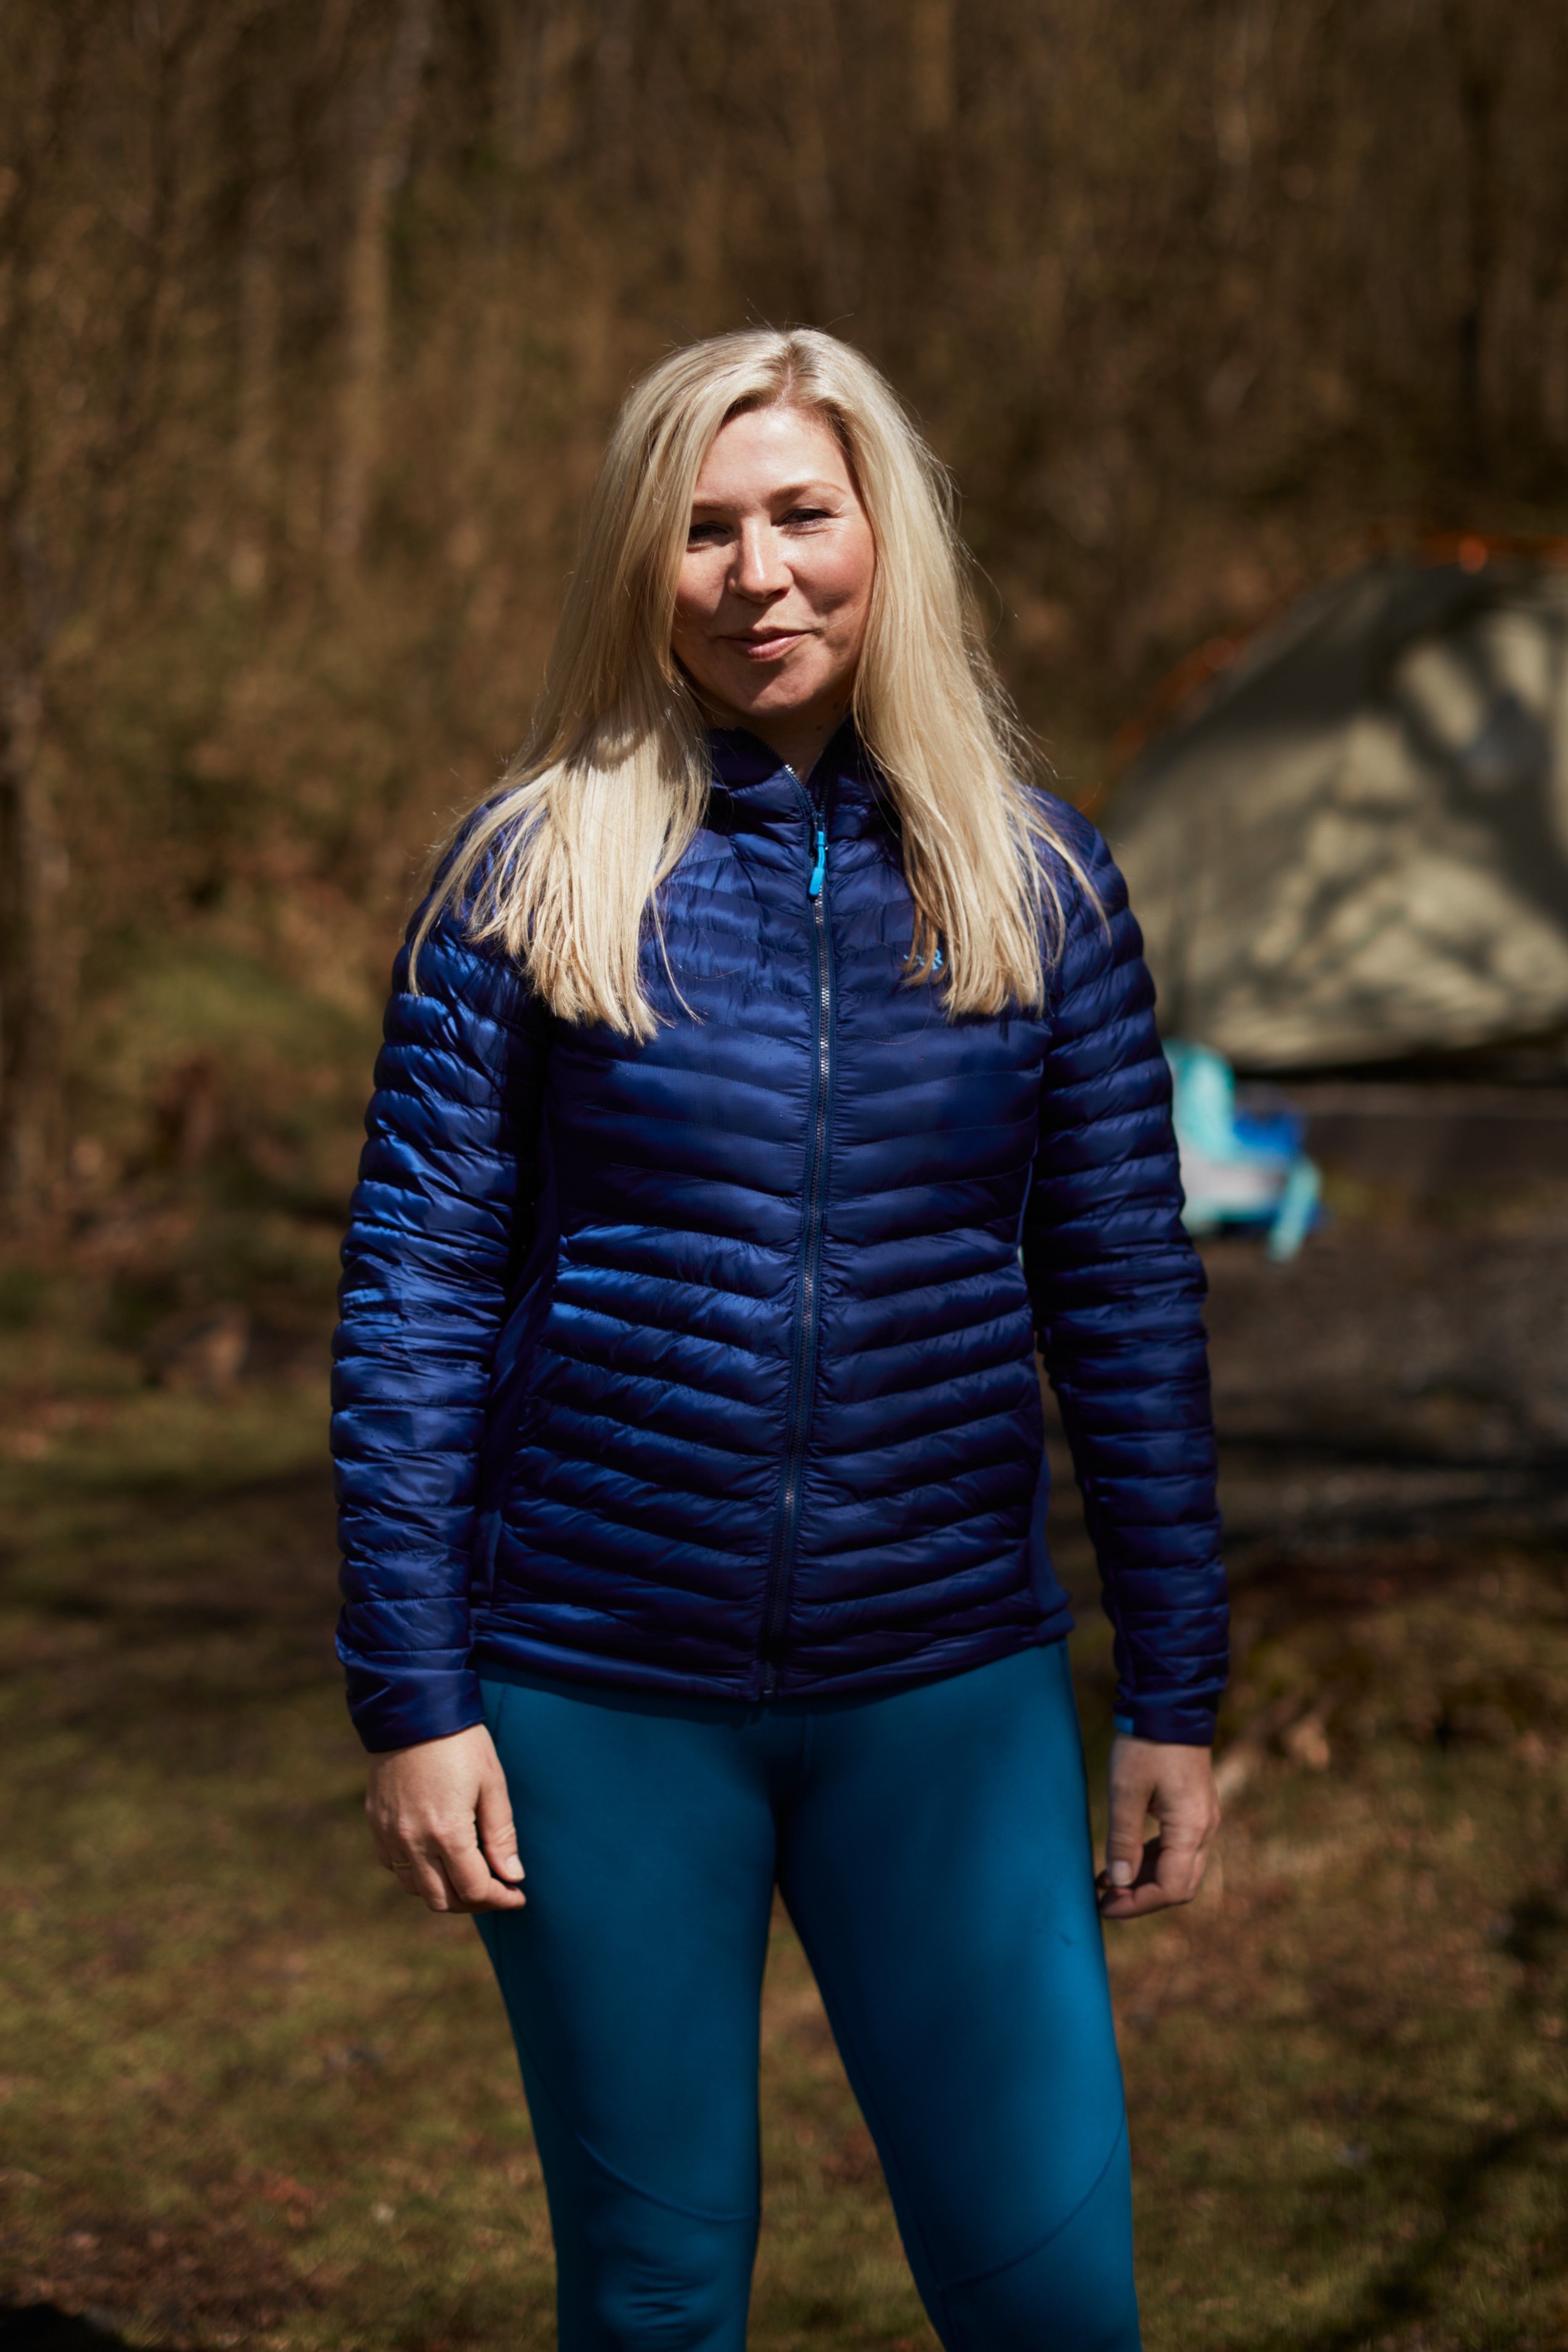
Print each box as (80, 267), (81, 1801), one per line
(476, 1755), (524, 1884)
(1105, 1750), (1154, 1889)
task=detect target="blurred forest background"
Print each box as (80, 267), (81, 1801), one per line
(5, 0), (1568, 1271)
(5, 10), (1568, 2351)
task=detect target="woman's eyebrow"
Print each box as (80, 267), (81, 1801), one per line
(689, 479), (846, 510)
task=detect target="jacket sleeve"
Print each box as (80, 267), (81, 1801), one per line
(1021, 814), (1227, 1745)
(331, 890), (548, 1754)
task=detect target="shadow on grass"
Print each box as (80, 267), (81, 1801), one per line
(1292, 2116), (1568, 2351)
(0, 2307), (133, 2350)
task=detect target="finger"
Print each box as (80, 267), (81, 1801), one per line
(374, 1825), (463, 1911)
(373, 1813), (517, 1913)
(1097, 1834), (1163, 1916)
(429, 1820), (526, 1913)
(1104, 1770), (1155, 1894)
(1100, 1884), (1171, 1918)
(1154, 1775), (1221, 1897)
(1097, 1825), (1214, 1918)
(369, 1800), (428, 1876)
(371, 1818), (438, 1896)
(369, 1798), (481, 1910)
(1154, 1818), (1213, 1904)
(371, 1828), (424, 1886)
(402, 1851), (456, 1910)
(475, 1760), (525, 1888)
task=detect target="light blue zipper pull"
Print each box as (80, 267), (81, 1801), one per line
(808, 825), (827, 899)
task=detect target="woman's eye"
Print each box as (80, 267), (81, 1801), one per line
(785, 507), (831, 526)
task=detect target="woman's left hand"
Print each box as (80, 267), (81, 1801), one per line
(1096, 1735), (1221, 1920)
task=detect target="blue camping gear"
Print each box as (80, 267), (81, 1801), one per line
(1164, 1040), (1320, 1261)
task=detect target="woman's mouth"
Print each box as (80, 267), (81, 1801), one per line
(724, 631), (804, 661)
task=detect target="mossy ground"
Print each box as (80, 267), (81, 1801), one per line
(1, 1265), (1565, 2352)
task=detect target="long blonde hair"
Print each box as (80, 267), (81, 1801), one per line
(414, 327), (1092, 1034)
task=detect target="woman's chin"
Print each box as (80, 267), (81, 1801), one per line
(711, 674), (843, 730)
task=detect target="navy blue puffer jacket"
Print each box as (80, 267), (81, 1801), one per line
(333, 728), (1226, 1753)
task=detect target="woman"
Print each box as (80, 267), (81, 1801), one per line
(333, 327), (1226, 2352)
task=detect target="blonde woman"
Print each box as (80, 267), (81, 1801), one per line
(333, 328), (1225, 2352)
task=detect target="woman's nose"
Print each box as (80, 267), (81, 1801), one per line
(732, 519), (788, 599)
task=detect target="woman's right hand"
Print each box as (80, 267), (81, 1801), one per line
(366, 1723), (527, 1913)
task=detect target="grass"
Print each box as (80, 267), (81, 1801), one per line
(1, 1320), (1566, 2351)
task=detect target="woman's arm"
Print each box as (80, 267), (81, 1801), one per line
(332, 892), (549, 1759)
(1021, 815), (1228, 1913)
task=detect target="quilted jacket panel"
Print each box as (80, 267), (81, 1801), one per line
(333, 727), (1227, 1750)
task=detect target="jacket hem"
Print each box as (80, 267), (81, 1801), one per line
(469, 1604), (1076, 1710)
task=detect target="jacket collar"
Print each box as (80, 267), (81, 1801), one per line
(707, 722), (894, 842)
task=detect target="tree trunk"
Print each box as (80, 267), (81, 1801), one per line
(0, 664), (70, 1225)
(1444, 0), (1497, 479)
(786, 0), (850, 317)
(910, 0), (955, 138)
(327, 0), (436, 566)
(231, 67), (289, 595)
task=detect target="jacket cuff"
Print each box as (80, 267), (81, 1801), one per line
(342, 1654), (486, 1754)
(1114, 1696), (1218, 1746)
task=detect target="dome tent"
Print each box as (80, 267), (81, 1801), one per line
(1106, 555), (1568, 1070)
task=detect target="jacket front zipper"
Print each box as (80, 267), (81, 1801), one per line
(760, 793), (834, 1696)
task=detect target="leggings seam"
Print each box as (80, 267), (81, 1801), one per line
(939, 2114), (1129, 2294)
(511, 2000), (761, 2226)
(479, 1683), (760, 2237)
(571, 2145), (759, 2230)
(784, 1658), (1129, 2349)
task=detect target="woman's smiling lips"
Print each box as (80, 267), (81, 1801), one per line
(722, 629), (808, 661)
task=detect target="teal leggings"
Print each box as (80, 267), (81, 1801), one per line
(476, 1642), (1141, 2352)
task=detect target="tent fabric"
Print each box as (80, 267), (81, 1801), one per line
(1107, 559), (1568, 1069)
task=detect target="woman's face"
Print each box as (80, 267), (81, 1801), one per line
(671, 404), (876, 771)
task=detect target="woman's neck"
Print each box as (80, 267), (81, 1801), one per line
(706, 697), (852, 784)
